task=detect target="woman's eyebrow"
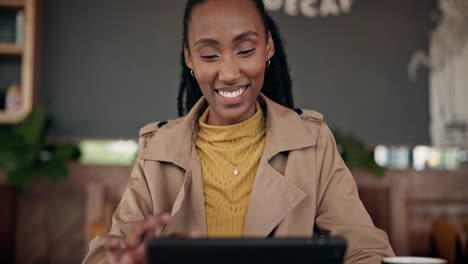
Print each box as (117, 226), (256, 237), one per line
(194, 38), (218, 46)
(194, 31), (259, 46)
(233, 31), (258, 42)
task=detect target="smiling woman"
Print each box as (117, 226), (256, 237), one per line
(178, 0), (294, 126)
(83, 1), (395, 264)
(183, 0), (273, 126)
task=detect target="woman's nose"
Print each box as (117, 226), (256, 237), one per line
(218, 58), (240, 84)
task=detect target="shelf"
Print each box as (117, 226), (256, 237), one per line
(0, 43), (22, 56)
(0, 0), (37, 124)
(0, 109), (29, 124)
(0, 0), (24, 8)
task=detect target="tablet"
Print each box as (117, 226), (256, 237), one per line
(146, 237), (347, 264)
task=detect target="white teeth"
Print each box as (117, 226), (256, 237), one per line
(218, 86), (246, 99)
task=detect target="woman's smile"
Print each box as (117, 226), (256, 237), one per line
(215, 84), (250, 103)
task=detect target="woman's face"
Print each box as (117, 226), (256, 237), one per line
(184, 0), (274, 126)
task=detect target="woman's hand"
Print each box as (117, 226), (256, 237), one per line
(105, 213), (171, 264)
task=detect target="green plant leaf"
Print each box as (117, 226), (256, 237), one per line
(1, 104), (79, 190)
(11, 103), (48, 146)
(369, 162), (385, 178)
(18, 145), (40, 168)
(36, 161), (68, 183)
(0, 145), (35, 172)
(0, 128), (25, 150)
(50, 144), (80, 161)
(334, 132), (386, 179)
(7, 168), (33, 190)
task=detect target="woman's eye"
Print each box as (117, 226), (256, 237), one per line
(238, 49), (255, 55)
(201, 55), (218, 60)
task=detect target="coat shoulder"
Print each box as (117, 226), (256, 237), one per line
(138, 117), (185, 151)
(296, 108), (324, 126)
(294, 108), (326, 145)
(139, 117), (185, 137)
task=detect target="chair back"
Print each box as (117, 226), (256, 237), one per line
(431, 218), (466, 264)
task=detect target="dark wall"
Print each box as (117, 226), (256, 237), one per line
(39, 0), (435, 144)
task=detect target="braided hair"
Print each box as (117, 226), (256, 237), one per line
(177, 0), (294, 116)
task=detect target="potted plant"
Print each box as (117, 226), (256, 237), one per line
(333, 130), (385, 178)
(0, 104), (80, 190)
(0, 104), (79, 263)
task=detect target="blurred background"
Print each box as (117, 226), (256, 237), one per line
(1, 0), (467, 263)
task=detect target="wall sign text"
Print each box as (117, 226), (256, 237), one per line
(263, 0), (354, 18)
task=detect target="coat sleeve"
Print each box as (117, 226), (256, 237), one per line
(82, 136), (155, 264)
(314, 123), (395, 264)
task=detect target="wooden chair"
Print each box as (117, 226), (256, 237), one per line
(431, 218), (467, 264)
(86, 182), (120, 241)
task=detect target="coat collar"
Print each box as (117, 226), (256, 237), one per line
(141, 93), (318, 166)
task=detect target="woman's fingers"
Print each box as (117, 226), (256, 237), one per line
(106, 238), (123, 264)
(105, 213), (173, 264)
(125, 244), (147, 264)
(187, 230), (202, 239)
(127, 213), (172, 250)
(168, 230), (202, 239)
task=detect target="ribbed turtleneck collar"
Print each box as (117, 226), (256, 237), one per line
(197, 102), (265, 144)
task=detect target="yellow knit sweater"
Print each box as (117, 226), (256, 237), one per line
(195, 103), (266, 237)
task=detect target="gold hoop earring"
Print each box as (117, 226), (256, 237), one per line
(266, 60), (271, 67)
(190, 69), (195, 77)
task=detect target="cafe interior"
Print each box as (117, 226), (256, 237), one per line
(1, 0), (467, 263)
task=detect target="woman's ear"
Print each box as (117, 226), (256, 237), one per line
(266, 31), (275, 61)
(184, 46), (194, 70)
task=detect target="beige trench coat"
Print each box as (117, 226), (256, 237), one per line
(83, 94), (394, 264)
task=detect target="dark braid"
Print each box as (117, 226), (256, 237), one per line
(178, 0), (294, 116)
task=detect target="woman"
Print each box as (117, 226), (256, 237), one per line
(83, 0), (394, 263)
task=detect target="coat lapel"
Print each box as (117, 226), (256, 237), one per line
(142, 98), (209, 236)
(243, 154), (307, 236)
(162, 167), (193, 235)
(161, 146), (207, 236)
(243, 95), (319, 237)
(187, 145), (207, 235)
